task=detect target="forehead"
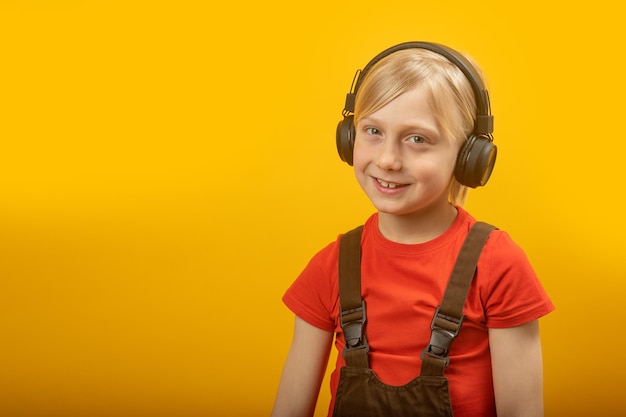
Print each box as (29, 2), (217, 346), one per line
(360, 85), (434, 120)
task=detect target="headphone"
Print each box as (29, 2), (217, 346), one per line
(336, 41), (497, 188)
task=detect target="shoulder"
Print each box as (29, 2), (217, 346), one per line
(481, 228), (535, 274)
(281, 216), (376, 331)
(473, 226), (554, 328)
(457, 207), (528, 264)
(471, 215), (540, 297)
(458, 208), (554, 327)
(296, 213), (376, 280)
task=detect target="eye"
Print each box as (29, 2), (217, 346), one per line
(365, 127), (382, 136)
(408, 135), (426, 144)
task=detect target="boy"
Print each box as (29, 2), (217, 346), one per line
(272, 42), (554, 417)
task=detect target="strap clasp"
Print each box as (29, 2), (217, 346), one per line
(340, 300), (369, 356)
(420, 306), (465, 367)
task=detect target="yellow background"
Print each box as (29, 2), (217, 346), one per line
(0, 1), (624, 416)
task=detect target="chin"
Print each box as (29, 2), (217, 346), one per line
(373, 204), (419, 217)
(374, 199), (450, 218)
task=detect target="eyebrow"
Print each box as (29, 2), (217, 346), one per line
(358, 116), (440, 137)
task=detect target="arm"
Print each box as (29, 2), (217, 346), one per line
(489, 320), (545, 417)
(271, 316), (334, 417)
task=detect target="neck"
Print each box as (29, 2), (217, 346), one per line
(377, 204), (459, 244)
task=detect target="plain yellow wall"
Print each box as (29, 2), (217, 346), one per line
(1, 1), (624, 416)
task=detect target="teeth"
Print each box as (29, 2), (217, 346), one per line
(377, 179), (401, 189)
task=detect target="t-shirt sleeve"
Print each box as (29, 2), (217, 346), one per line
(282, 241), (339, 333)
(481, 230), (555, 328)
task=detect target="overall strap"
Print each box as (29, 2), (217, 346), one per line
(420, 221), (497, 376)
(338, 225), (369, 368)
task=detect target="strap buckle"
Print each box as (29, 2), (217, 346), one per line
(339, 300), (369, 356)
(420, 306), (465, 367)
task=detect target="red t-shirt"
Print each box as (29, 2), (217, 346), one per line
(283, 207), (554, 417)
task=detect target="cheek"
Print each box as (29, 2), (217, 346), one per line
(417, 151), (458, 181)
(438, 143), (461, 172)
(352, 139), (367, 167)
(352, 141), (371, 185)
(443, 152), (459, 175)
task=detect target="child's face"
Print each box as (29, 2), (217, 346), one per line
(353, 86), (459, 217)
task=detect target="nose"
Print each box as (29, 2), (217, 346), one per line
(376, 140), (402, 171)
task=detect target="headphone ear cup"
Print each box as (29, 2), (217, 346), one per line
(455, 135), (497, 188)
(336, 115), (355, 166)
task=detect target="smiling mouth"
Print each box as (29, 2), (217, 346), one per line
(376, 178), (407, 189)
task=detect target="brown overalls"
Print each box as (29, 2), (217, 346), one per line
(332, 222), (495, 417)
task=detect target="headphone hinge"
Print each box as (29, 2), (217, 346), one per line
(344, 93), (356, 114)
(475, 115), (494, 136)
